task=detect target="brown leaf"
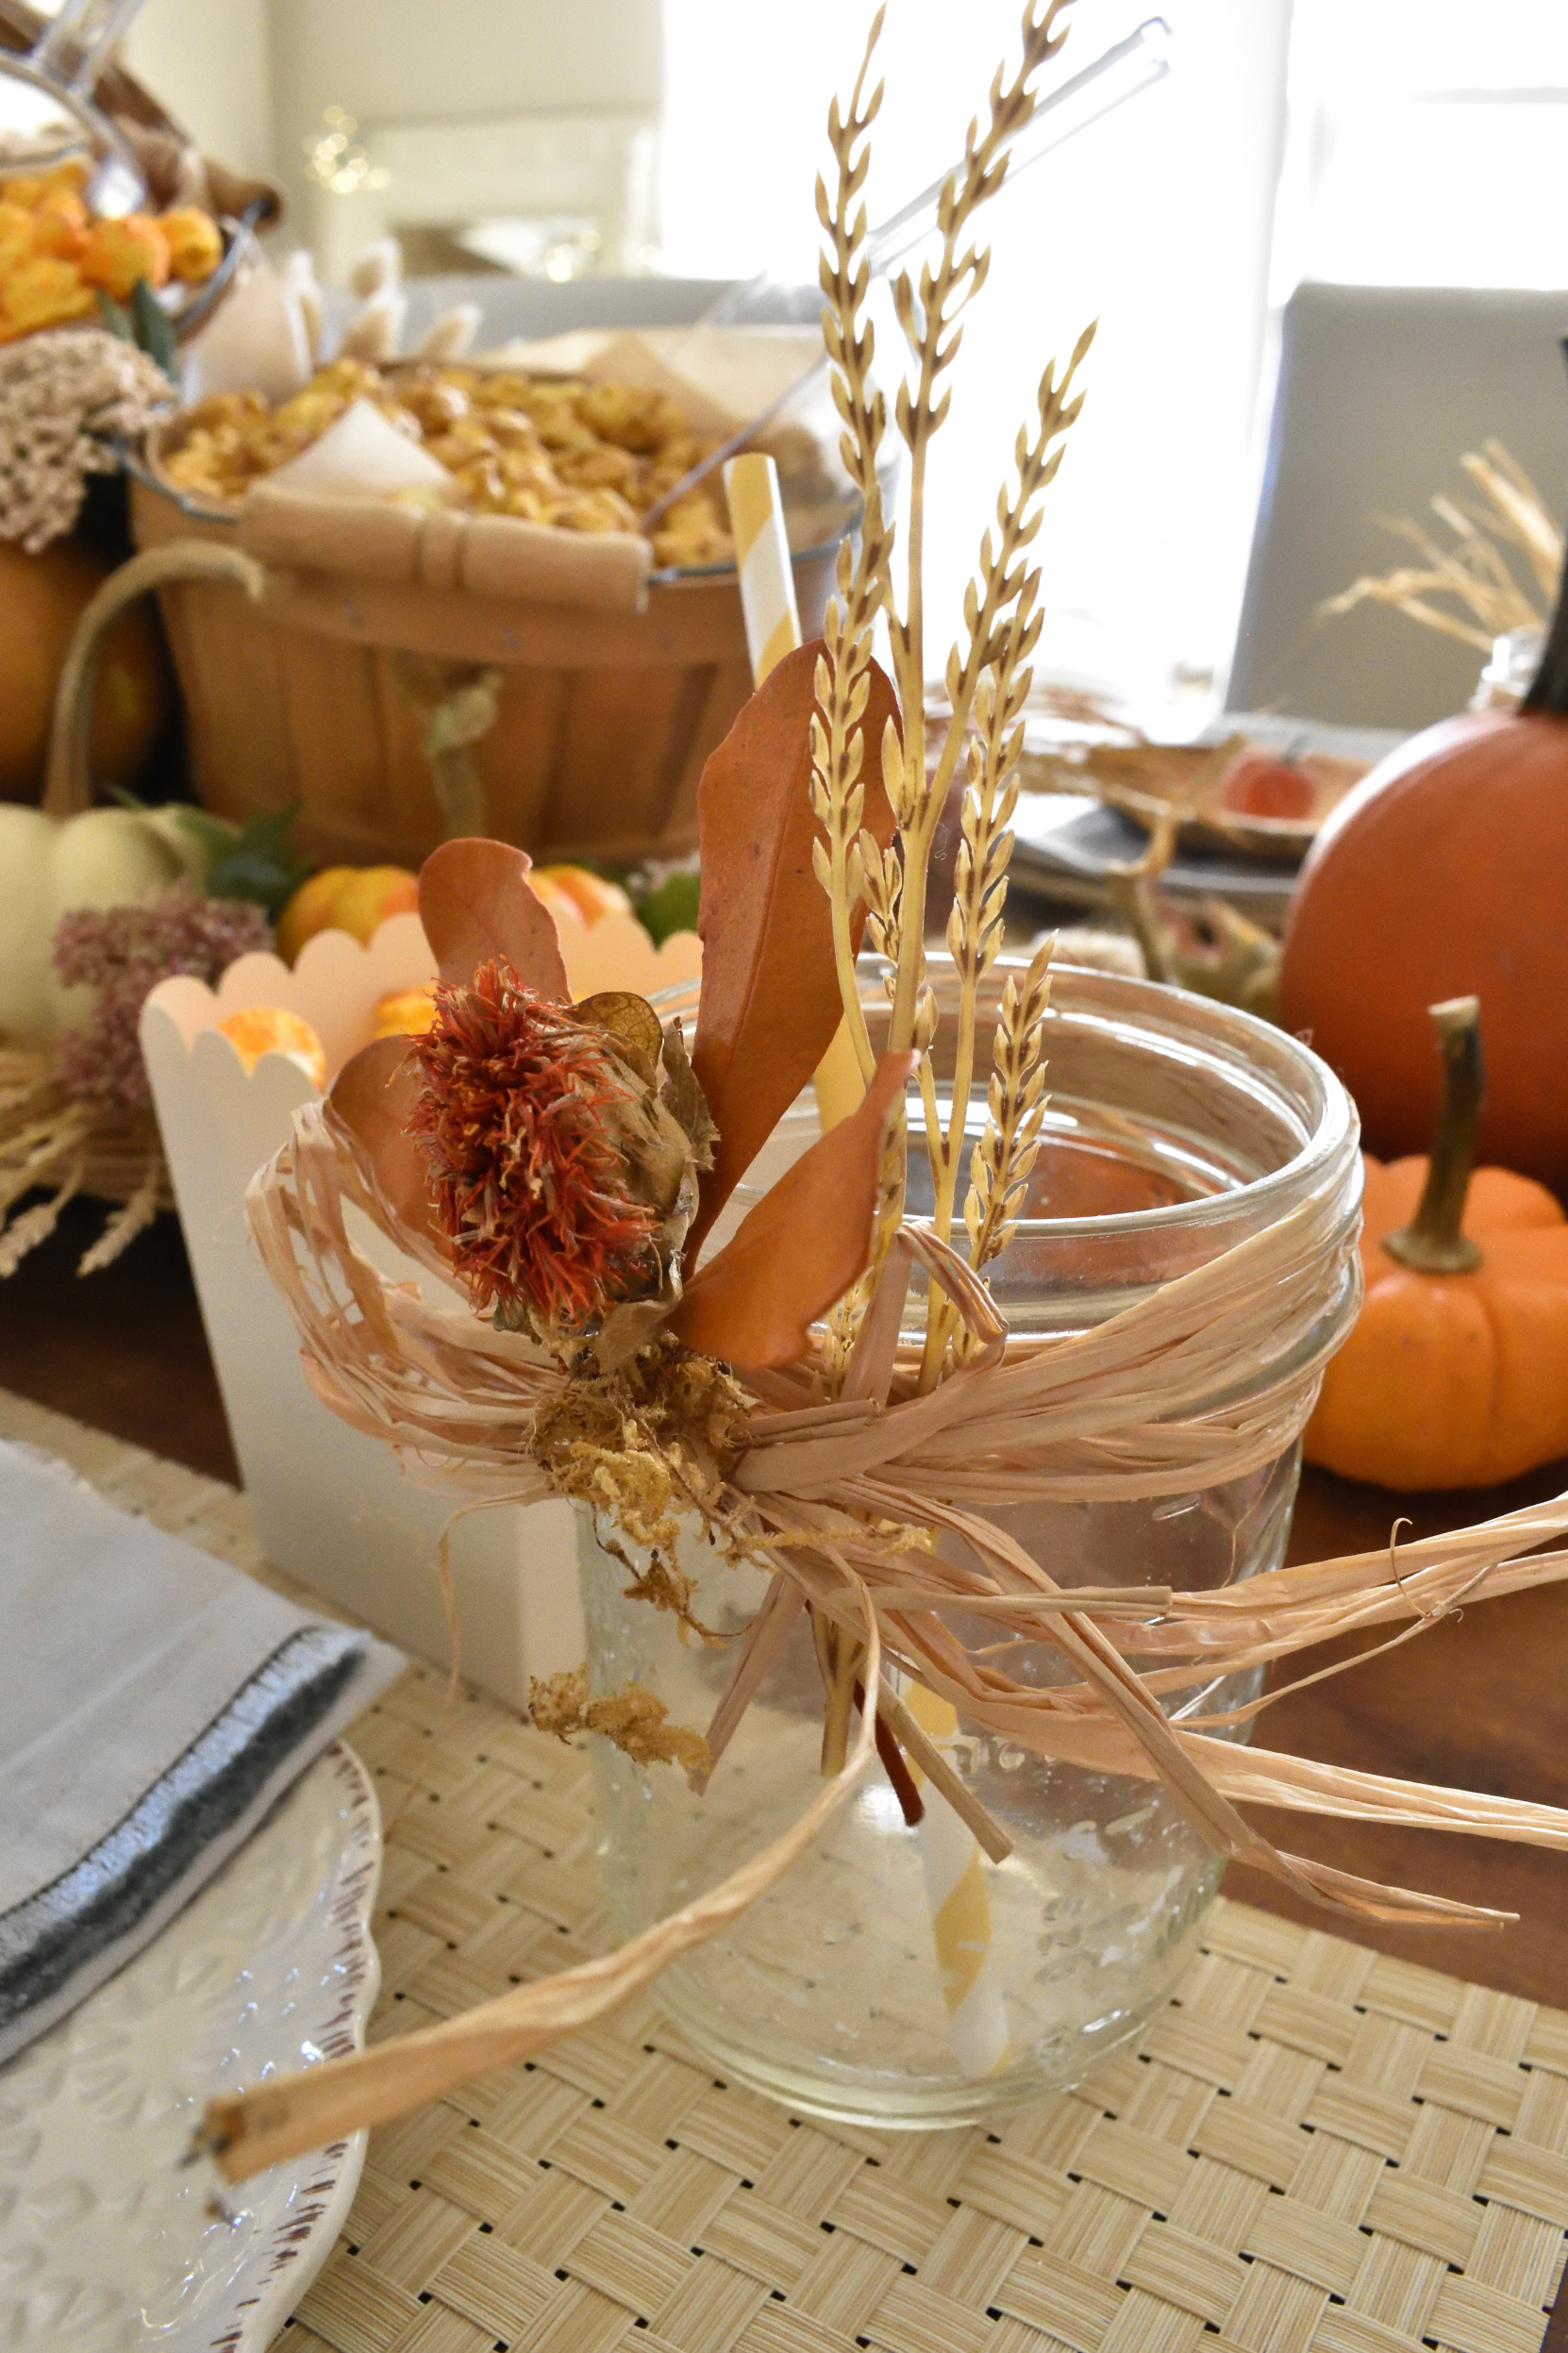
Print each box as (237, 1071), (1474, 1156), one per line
(575, 990), (663, 1081)
(671, 1051), (915, 1368)
(660, 1018), (716, 1173)
(418, 838), (570, 997)
(689, 640), (900, 1253)
(325, 1035), (447, 1258)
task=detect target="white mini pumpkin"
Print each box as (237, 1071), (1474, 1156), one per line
(0, 541), (265, 1043)
(0, 802), (208, 1040)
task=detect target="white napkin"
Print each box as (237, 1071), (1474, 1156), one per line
(0, 1442), (402, 2064)
(181, 248), (314, 406)
(266, 397), (457, 499)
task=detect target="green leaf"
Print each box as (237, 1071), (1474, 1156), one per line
(633, 867), (701, 946)
(194, 804), (312, 921)
(171, 805), (242, 855)
(129, 277), (179, 384)
(95, 292), (134, 343)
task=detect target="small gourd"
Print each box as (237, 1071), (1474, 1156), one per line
(0, 542), (265, 1042)
(0, 799), (204, 1039)
(1305, 997), (1568, 1490)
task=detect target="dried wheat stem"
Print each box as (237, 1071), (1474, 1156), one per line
(810, 570), (883, 1087)
(1326, 438), (1560, 648)
(882, 1), (1076, 1066)
(818, 0), (1088, 1390)
(959, 938), (1056, 1323)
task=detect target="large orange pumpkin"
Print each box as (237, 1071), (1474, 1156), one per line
(1278, 705), (1568, 1191)
(0, 537), (170, 801)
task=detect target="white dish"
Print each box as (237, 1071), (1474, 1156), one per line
(0, 1741), (380, 2351)
(1010, 795), (1300, 926)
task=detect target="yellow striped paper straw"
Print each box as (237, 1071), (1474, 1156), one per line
(903, 1681), (1010, 2078)
(724, 453), (801, 685)
(722, 468), (997, 2054)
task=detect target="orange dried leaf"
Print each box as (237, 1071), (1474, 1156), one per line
(326, 1034), (447, 1258)
(671, 1051), (916, 1367)
(418, 838), (570, 998)
(690, 639), (900, 1252)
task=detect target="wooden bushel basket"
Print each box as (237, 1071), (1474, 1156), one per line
(128, 448), (842, 871)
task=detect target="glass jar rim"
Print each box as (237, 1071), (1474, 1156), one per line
(653, 951), (1359, 1244)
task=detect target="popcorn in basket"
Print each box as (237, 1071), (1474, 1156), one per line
(129, 299), (859, 872)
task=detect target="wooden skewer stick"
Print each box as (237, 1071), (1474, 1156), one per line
(693, 1572), (807, 1791)
(873, 1674), (1014, 1863)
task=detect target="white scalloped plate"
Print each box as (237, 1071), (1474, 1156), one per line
(0, 1742), (380, 2351)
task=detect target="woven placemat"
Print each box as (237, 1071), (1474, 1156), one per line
(3, 1387), (1566, 2353)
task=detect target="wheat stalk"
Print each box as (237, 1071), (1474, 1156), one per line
(810, 573), (887, 1089)
(959, 937), (1056, 1329)
(1325, 440), (1561, 653)
(815, 0), (1092, 1387)
(879, 3), (1076, 1060)
(916, 342), (1090, 1383)
(811, 16), (897, 1090)
(1463, 442), (1562, 597)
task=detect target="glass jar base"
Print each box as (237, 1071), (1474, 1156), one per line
(655, 1909), (1209, 2131)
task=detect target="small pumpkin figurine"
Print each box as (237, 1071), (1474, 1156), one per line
(1306, 996), (1568, 1490)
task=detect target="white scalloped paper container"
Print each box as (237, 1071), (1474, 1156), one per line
(140, 912), (582, 1710)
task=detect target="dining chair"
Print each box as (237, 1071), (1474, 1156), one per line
(1226, 280), (1568, 729)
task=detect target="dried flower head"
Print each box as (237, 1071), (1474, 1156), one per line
(52, 885), (272, 1108)
(409, 960), (705, 1345)
(0, 327), (175, 550)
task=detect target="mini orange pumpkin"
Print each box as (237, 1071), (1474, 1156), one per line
(1305, 997), (1568, 1490)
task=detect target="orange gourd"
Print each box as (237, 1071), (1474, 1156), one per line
(0, 539), (168, 800)
(274, 864), (419, 962)
(1279, 691), (1568, 1192)
(1305, 998), (1568, 1490)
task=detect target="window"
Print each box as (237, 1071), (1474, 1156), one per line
(659, 0), (1294, 703)
(1276, 1), (1568, 292)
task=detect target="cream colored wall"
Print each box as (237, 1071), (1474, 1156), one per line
(267, 0), (660, 128)
(266, 0), (661, 246)
(120, 0), (661, 258)
(122, 0), (275, 180)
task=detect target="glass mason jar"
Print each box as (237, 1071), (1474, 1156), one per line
(580, 960), (1360, 2128)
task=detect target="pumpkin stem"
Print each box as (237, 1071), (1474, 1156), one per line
(1383, 996), (1483, 1275)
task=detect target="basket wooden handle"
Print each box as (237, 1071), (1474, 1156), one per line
(42, 540), (268, 819)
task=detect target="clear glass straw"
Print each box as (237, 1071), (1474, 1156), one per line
(640, 16), (1172, 530)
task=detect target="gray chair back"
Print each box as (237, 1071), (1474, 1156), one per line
(1226, 282), (1568, 729)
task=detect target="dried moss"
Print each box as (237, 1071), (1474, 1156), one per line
(527, 1666), (711, 1778)
(530, 1338), (752, 1635)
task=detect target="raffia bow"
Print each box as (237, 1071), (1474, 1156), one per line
(202, 1090), (1568, 2184)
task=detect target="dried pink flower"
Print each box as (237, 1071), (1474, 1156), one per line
(53, 885), (271, 1108)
